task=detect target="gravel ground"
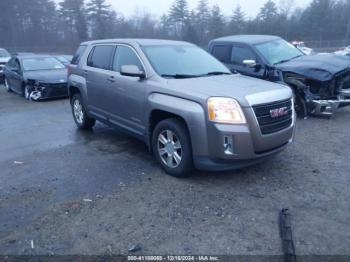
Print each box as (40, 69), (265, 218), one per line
(0, 85), (349, 256)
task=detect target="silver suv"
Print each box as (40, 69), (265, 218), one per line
(68, 39), (295, 177)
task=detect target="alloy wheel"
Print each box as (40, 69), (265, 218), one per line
(4, 78), (10, 91)
(24, 86), (30, 100)
(73, 99), (84, 125)
(157, 130), (182, 168)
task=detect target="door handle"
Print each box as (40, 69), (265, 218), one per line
(83, 70), (88, 76)
(107, 76), (115, 82)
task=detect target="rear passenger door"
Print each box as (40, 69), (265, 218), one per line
(107, 45), (146, 136)
(84, 44), (116, 120)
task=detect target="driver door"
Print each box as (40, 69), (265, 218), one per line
(230, 44), (265, 79)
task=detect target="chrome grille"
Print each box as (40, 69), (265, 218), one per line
(253, 99), (293, 135)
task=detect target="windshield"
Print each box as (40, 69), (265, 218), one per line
(256, 39), (303, 65)
(0, 49), (10, 58)
(142, 45), (230, 78)
(22, 57), (66, 71)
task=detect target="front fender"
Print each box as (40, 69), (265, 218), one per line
(148, 93), (209, 157)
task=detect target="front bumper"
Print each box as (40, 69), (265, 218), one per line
(29, 84), (68, 100)
(193, 108), (295, 172)
(311, 91), (350, 116)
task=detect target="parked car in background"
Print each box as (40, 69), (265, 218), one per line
(291, 41), (315, 55)
(209, 35), (350, 117)
(53, 55), (73, 66)
(334, 48), (350, 58)
(3, 54), (68, 100)
(0, 48), (11, 82)
(68, 39), (295, 177)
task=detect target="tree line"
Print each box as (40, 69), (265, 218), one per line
(0, 0), (349, 53)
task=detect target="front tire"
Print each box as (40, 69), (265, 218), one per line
(24, 85), (31, 100)
(4, 78), (12, 92)
(71, 93), (96, 129)
(152, 118), (193, 177)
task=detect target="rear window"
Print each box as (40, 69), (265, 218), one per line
(211, 45), (232, 63)
(71, 45), (87, 65)
(87, 45), (115, 70)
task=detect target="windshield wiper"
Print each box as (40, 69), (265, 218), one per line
(161, 74), (200, 79)
(201, 71), (231, 76)
(274, 55), (304, 65)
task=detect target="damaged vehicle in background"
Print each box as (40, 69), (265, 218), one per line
(0, 48), (11, 82)
(209, 35), (350, 117)
(291, 41), (315, 55)
(3, 54), (68, 101)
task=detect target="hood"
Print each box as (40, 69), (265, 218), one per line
(0, 57), (10, 63)
(276, 53), (350, 81)
(24, 69), (68, 83)
(165, 74), (292, 107)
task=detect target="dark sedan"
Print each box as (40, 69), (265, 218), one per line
(3, 54), (68, 101)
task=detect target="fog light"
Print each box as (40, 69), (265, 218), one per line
(224, 136), (234, 155)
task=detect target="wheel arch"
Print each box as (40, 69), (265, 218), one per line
(147, 93), (209, 157)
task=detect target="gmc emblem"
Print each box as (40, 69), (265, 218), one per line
(270, 107), (288, 118)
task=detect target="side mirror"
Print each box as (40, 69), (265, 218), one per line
(243, 60), (258, 68)
(120, 65), (145, 79)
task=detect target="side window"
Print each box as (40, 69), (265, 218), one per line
(71, 45), (87, 65)
(211, 45), (232, 63)
(113, 46), (143, 72)
(231, 46), (256, 65)
(14, 59), (21, 70)
(7, 58), (15, 67)
(87, 45), (115, 70)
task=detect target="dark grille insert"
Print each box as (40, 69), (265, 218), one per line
(253, 99), (293, 135)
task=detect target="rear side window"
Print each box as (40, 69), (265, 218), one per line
(113, 46), (143, 72)
(71, 45), (87, 65)
(87, 45), (115, 70)
(211, 45), (232, 63)
(231, 46), (256, 65)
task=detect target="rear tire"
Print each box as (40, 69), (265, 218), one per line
(4, 77), (12, 92)
(152, 118), (193, 177)
(71, 93), (96, 129)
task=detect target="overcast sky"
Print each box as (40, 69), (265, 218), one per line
(101, 0), (311, 17)
(55, 0), (312, 18)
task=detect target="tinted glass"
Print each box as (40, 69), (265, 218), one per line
(22, 57), (65, 71)
(255, 39), (303, 65)
(231, 46), (256, 65)
(113, 46), (143, 72)
(71, 45), (87, 65)
(211, 45), (232, 63)
(88, 45), (115, 70)
(0, 49), (10, 58)
(142, 45), (230, 77)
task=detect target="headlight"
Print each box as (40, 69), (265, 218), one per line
(207, 97), (246, 124)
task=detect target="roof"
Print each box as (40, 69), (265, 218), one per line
(210, 35), (281, 45)
(81, 38), (194, 47)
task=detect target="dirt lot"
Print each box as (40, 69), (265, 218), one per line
(0, 85), (349, 256)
